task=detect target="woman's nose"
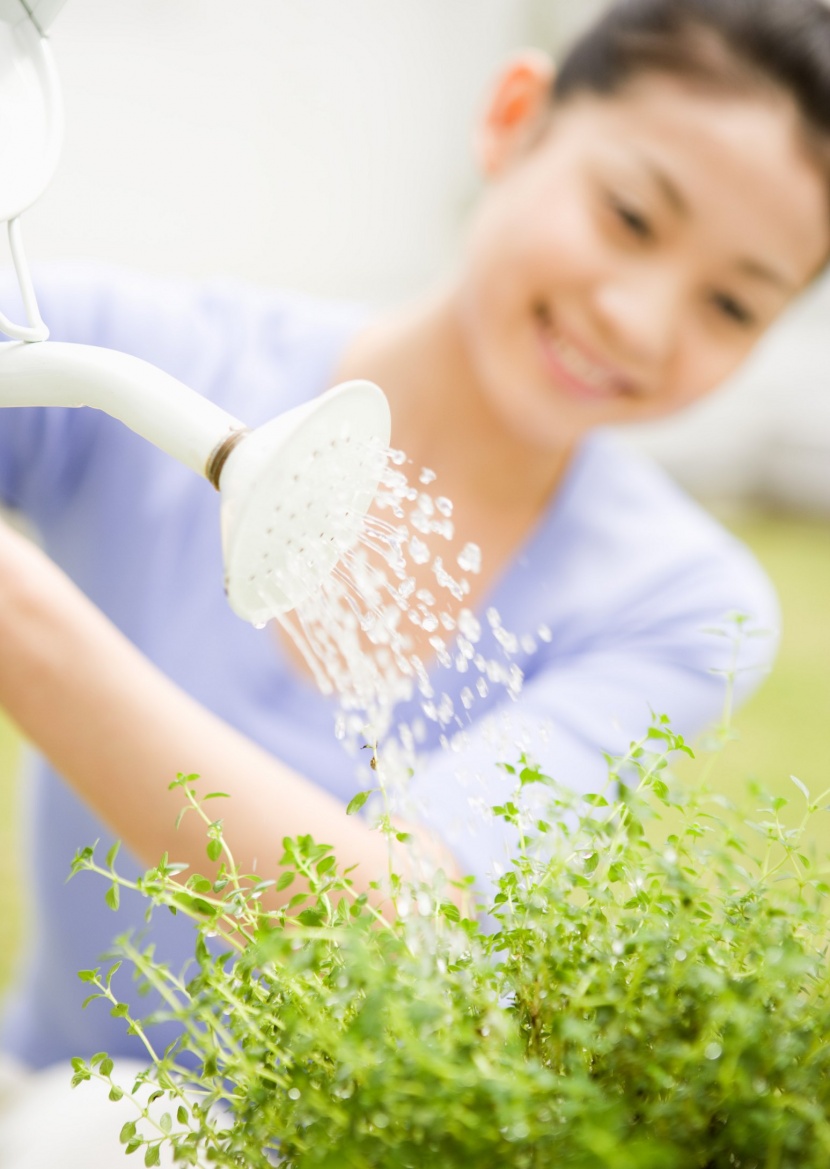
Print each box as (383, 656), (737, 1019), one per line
(591, 268), (684, 370)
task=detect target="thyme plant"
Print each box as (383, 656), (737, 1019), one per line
(70, 722), (830, 1168)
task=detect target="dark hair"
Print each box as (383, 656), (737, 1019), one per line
(554, 0), (830, 176)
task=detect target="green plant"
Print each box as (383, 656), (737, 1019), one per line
(70, 723), (830, 1169)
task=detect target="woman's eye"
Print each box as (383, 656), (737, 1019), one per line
(608, 195), (653, 241)
(711, 292), (756, 328)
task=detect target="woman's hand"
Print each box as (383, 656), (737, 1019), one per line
(0, 516), (461, 912)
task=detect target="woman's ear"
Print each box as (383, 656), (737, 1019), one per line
(475, 50), (556, 178)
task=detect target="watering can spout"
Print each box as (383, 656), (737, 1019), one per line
(0, 340), (392, 622)
(0, 340), (246, 475)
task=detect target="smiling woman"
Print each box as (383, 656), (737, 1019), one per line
(450, 50), (829, 455)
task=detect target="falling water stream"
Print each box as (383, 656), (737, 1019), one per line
(258, 439), (550, 885)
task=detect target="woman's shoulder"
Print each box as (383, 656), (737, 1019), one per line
(531, 430), (779, 640)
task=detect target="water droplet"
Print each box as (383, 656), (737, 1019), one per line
(705, 1043), (722, 1061)
(408, 537), (430, 565)
(457, 542), (482, 574)
(476, 677), (489, 699)
(537, 623), (553, 643)
(419, 467), (437, 485)
(411, 511), (431, 535)
(435, 496), (453, 518)
(457, 610), (482, 643)
(389, 448), (407, 466)
(437, 694), (454, 724)
(494, 627), (519, 655)
(288, 1087), (301, 1100)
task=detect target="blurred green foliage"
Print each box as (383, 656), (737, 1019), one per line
(671, 514), (830, 852)
(0, 512), (828, 993)
(73, 726), (830, 1166)
(719, 514), (830, 800)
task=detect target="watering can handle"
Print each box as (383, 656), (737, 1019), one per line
(0, 218), (48, 342)
(0, 0), (68, 340)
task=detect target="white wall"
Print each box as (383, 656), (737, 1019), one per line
(23, 0), (531, 302)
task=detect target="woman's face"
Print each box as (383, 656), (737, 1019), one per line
(457, 65), (830, 451)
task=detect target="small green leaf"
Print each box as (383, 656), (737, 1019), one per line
(206, 839), (222, 863)
(106, 840), (121, 868)
(790, 775), (810, 801)
(346, 790), (374, 816)
(105, 883), (120, 912)
(120, 1121), (137, 1144)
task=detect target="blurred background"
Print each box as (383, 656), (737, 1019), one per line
(1, 0), (829, 986)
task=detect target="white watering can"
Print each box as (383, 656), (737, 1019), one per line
(0, 0), (391, 626)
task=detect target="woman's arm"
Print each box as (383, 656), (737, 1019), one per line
(0, 518), (459, 908)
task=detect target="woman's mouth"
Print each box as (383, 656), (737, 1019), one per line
(533, 305), (634, 402)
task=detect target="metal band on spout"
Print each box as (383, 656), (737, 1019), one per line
(206, 427), (250, 490)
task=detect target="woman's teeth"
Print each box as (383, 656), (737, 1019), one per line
(549, 332), (617, 393)
(534, 306), (625, 397)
